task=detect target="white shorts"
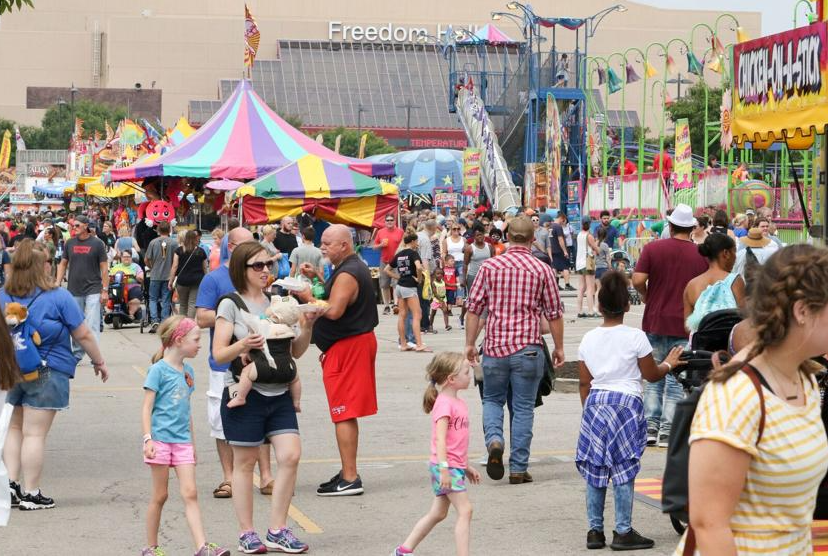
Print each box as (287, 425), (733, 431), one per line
(207, 370), (226, 440)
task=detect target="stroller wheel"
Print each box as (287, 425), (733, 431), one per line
(670, 515), (687, 535)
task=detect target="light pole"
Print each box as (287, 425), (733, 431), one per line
(666, 74), (693, 98)
(584, 4), (628, 38)
(357, 103), (368, 135)
(396, 99), (420, 147)
(793, 0), (816, 28)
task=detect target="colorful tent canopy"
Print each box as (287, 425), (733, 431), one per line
(458, 24), (517, 45)
(33, 181), (74, 198)
(235, 154), (398, 229)
(109, 80), (393, 182)
(78, 176), (136, 198)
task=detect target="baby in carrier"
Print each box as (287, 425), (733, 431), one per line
(226, 294), (302, 410)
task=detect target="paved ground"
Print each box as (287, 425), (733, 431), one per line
(3, 296), (684, 555)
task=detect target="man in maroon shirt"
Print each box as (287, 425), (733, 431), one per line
(632, 204), (707, 447)
(373, 214), (404, 315)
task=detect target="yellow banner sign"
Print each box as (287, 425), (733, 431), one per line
(731, 21), (828, 146)
(0, 130), (10, 169)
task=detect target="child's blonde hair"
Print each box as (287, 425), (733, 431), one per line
(422, 352), (466, 413)
(152, 315), (195, 363)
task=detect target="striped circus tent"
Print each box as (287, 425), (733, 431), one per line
(236, 154), (398, 228)
(109, 80), (393, 182)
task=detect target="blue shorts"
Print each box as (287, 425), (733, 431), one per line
(220, 388), (298, 446)
(446, 289), (456, 305)
(6, 367), (70, 411)
(429, 464), (467, 496)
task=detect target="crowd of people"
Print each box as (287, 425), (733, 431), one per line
(1, 197), (827, 555)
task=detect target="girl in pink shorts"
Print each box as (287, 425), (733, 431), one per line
(141, 316), (229, 556)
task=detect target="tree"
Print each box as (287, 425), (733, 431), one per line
(665, 83), (723, 162)
(316, 127), (396, 158)
(26, 99), (128, 150)
(0, 0), (33, 15)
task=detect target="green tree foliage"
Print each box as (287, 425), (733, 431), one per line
(31, 99), (128, 150)
(665, 83), (723, 162)
(0, 0), (33, 15)
(317, 127), (396, 158)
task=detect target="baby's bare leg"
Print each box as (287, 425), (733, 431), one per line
(227, 362), (258, 408)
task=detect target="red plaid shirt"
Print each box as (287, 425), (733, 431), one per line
(465, 246), (563, 358)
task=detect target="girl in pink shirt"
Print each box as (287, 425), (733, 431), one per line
(393, 352), (481, 556)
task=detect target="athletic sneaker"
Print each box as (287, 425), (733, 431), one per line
(140, 547), (166, 556)
(237, 531), (267, 554)
(149, 322), (159, 334)
(318, 471), (341, 490)
(316, 475), (364, 496)
(193, 542), (230, 556)
(18, 490), (55, 510)
(646, 429), (657, 446)
(383, 305), (391, 315)
(657, 434), (670, 449)
(392, 547), (414, 556)
(265, 527), (309, 553)
(9, 480), (21, 507)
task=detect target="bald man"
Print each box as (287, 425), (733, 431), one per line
(195, 229), (275, 497)
(299, 224), (379, 496)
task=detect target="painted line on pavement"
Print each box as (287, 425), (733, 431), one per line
(133, 364), (147, 378)
(74, 385), (140, 392)
(300, 448), (574, 465)
(252, 472), (324, 534)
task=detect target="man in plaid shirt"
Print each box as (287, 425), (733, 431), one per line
(465, 216), (565, 484)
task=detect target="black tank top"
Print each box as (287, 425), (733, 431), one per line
(312, 253), (379, 353)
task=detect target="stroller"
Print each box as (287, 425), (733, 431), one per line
(663, 308), (743, 535)
(610, 250), (641, 305)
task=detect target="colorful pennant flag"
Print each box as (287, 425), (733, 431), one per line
(0, 130), (10, 169)
(73, 117), (84, 141)
(736, 26), (750, 44)
(711, 34), (725, 56)
(607, 68), (623, 94)
(708, 55), (723, 74)
(666, 55), (677, 76)
(14, 127), (26, 151)
(687, 52), (705, 76)
(104, 120), (114, 142)
(244, 4), (261, 68)
(625, 63), (641, 84)
(644, 61), (658, 78)
(664, 92), (674, 106)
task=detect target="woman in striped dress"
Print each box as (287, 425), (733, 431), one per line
(677, 245), (828, 555)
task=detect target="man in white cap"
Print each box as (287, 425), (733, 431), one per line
(632, 204), (707, 447)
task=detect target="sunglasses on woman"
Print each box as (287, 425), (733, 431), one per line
(246, 261), (274, 272)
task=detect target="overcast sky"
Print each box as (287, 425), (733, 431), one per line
(635, 0), (803, 36)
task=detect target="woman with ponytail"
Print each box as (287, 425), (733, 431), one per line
(683, 233), (745, 335)
(392, 352), (480, 556)
(676, 245), (828, 555)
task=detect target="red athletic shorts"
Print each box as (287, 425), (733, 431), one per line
(320, 331), (378, 423)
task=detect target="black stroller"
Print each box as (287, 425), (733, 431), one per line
(663, 309), (742, 535)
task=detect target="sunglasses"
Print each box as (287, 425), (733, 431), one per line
(246, 261), (274, 272)
(452, 227), (461, 231)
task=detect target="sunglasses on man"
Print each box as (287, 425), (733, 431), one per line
(246, 261), (274, 272)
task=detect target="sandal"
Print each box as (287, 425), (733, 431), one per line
(415, 345), (433, 353)
(213, 481), (232, 499)
(446, 325), (452, 331)
(260, 479), (274, 495)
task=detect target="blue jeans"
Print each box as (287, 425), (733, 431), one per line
(149, 279), (172, 323)
(71, 293), (101, 361)
(482, 345), (544, 473)
(643, 334), (687, 436)
(586, 480), (634, 534)
(404, 311), (415, 344)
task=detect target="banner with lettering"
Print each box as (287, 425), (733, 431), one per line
(545, 92), (561, 208)
(673, 118), (693, 188)
(731, 21), (828, 145)
(462, 148), (481, 196)
(0, 130), (10, 169)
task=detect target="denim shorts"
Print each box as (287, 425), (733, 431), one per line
(6, 367), (70, 411)
(395, 285), (418, 299)
(220, 388), (298, 446)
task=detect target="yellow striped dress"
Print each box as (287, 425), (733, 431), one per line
(675, 370), (828, 555)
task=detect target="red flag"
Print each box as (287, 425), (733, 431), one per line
(244, 4), (261, 68)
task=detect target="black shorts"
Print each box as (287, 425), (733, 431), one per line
(552, 253), (569, 272)
(220, 388), (298, 446)
(127, 285), (143, 301)
(446, 289), (456, 305)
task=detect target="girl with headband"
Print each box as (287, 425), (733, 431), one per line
(141, 315), (230, 556)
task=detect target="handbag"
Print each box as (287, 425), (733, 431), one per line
(585, 252), (596, 272)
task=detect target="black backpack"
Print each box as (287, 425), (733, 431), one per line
(661, 365), (766, 554)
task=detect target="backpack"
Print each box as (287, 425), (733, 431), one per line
(743, 246), (760, 290)
(661, 365), (766, 555)
(3, 291), (47, 382)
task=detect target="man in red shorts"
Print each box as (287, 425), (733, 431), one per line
(300, 224), (379, 496)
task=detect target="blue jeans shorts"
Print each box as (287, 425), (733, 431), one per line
(7, 367), (70, 411)
(220, 388), (298, 446)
